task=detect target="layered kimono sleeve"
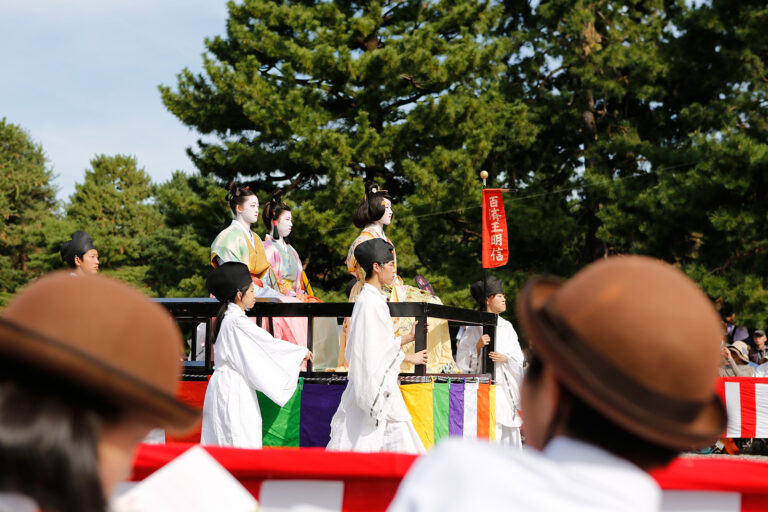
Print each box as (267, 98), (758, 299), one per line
(211, 230), (249, 267)
(228, 316), (308, 406)
(261, 240), (281, 290)
(346, 291), (405, 425)
(289, 245), (304, 293)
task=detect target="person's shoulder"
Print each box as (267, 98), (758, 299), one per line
(390, 439), (552, 511)
(212, 224), (240, 243)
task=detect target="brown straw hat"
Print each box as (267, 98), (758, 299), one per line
(517, 255), (726, 450)
(0, 272), (199, 433)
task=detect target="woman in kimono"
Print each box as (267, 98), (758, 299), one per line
(211, 182), (307, 347)
(262, 191), (340, 369)
(456, 276), (525, 447)
(339, 182), (457, 373)
(201, 262), (311, 448)
(328, 238), (427, 453)
(261, 190), (318, 301)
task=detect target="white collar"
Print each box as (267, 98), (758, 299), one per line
(365, 223), (385, 238)
(543, 436), (661, 507)
(226, 302), (246, 317)
(362, 282), (389, 301)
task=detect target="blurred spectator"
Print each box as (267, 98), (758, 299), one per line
(722, 309), (736, 342)
(732, 326), (750, 343)
(719, 341), (756, 377)
(750, 329), (768, 365)
(0, 273), (198, 512)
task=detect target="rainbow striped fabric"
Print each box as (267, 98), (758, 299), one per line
(256, 379), (498, 448)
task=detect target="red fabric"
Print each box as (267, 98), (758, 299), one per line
(131, 444), (418, 482)
(481, 189), (508, 268)
(168, 380), (208, 443)
(132, 443), (768, 511)
(717, 377), (765, 438)
(131, 444), (416, 512)
(650, 456), (768, 493)
(741, 379), (757, 438)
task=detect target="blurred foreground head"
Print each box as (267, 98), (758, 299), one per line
(517, 255), (726, 467)
(0, 272), (198, 512)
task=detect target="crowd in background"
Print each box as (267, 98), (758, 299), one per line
(719, 310), (768, 378)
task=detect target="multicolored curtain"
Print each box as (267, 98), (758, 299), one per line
(255, 379), (497, 448)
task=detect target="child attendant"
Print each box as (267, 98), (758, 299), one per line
(327, 238), (427, 453)
(456, 276), (525, 447)
(201, 262), (311, 448)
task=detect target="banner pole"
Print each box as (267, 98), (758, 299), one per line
(480, 170), (488, 374)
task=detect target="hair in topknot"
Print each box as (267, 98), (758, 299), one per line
(225, 181), (257, 217)
(353, 181), (392, 229)
(262, 190), (291, 240)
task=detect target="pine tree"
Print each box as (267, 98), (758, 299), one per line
(160, 0), (536, 297)
(146, 171), (228, 297)
(66, 155), (162, 290)
(0, 119), (61, 305)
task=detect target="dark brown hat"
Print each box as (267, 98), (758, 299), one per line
(517, 255), (726, 450)
(0, 272), (198, 433)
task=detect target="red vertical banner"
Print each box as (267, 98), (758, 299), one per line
(482, 189), (508, 268)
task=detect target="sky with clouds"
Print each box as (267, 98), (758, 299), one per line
(1, 0), (230, 202)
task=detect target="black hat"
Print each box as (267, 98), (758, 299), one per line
(470, 276), (504, 308)
(60, 230), (96, 267)
(354, 238), (394, 272)
(206, 262), (252, 302)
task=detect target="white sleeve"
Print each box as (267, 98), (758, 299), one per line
(227, 318), (307, 406)
(455, 326), (483, 373)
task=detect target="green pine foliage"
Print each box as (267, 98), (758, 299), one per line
(0, 119), (62, 305)
(66, 154), (163, 291)
(6, 0), (768, 329)
(159, 0), (536, 300)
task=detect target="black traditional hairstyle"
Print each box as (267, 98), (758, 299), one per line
(225, 181), (257, 217)
(262, 190), (291, 240)
(60, 231), (96, 268)
(353, 181), (392, 229)
(206, 262), (253, 343)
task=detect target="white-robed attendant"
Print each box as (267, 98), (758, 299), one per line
(327, 238), (427, 454)
(201, 262), (311, 448)
(456, 276), (524, 447)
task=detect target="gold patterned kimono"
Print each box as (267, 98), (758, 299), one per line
(340, 225), (459, 374)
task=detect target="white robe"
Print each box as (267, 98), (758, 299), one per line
(327, 283), (425, 454)
(455, 316), (524, 445)
(201, 303), (307, 448)
(388, 437), (661, 512)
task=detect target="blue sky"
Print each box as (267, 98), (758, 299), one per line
(0, 0), (230, 202)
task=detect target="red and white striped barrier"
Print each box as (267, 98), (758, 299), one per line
(719, 377), (768, 438)
(130, 443), (768, 511)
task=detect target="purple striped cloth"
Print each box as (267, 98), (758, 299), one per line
(448, 381), (465, 436)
